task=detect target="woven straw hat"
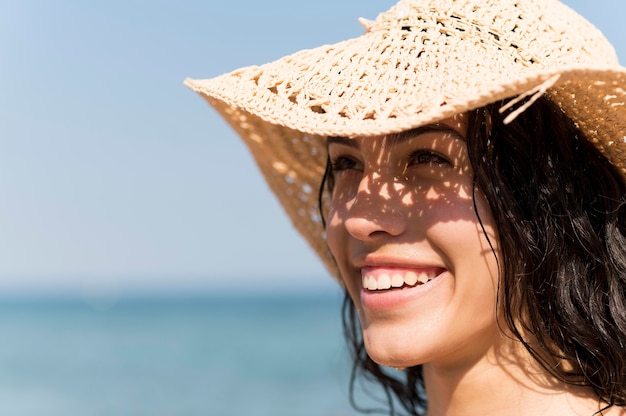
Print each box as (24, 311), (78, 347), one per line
(185, 0), (626, 281)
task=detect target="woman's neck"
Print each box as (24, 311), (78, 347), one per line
(421, 339), (613, 416)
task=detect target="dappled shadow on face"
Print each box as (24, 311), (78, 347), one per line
(326, 122), (499, 252)
(324, 120), (505, 377)
(323, 118), (503, 344)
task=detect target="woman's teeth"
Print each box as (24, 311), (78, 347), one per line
(362, 270), (437, 291)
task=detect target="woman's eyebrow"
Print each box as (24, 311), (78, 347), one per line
(326, 123), (465, 149)
(387, 124), (466, 146)
(326, 136), (359, 149)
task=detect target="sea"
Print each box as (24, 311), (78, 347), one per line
(0, 289), (390, 416)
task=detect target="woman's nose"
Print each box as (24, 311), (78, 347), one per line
(343, 176), (408, 241)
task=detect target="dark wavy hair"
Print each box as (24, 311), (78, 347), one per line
(318, 96), (626, 415)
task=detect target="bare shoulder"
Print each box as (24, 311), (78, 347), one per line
(601, 405), (626, 416)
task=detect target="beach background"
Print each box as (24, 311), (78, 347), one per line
(0, 292), (385, 415)
(0, 0), (624, 414)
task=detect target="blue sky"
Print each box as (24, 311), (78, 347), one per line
(0, 0), (623, 295)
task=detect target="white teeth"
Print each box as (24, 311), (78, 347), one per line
(404, 271), (418, 286)
(362, 270), (439, 290)
(391, 273), (404, 288)
(377, 274), (391, 290)
(417, 272), (430, 284)
(366, 275), (378, 290)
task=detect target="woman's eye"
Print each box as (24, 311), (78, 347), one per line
(408, 150), (451, 167)
(330, 155), (361, 173)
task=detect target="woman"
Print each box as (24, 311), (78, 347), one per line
(186, 0), (626, 414)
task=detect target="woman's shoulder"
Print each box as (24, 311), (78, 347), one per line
(600, 404), (626, 416)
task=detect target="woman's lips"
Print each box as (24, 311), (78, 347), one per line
(358, 267), (449, 311)
(361, 267), (444, 291)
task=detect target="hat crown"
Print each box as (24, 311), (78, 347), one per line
(372, 0), (618, 68)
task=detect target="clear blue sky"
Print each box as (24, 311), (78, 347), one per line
(0, 0), (623, 295)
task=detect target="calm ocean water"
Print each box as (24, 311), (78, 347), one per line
(0, 290), (388, 416)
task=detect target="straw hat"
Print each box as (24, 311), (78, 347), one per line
(185, 0), (626, 281)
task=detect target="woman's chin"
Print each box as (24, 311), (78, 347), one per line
(363, 336), (426, 369)
(369, 354), (419, 370)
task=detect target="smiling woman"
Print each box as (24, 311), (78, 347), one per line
(186, 0), (626, 414)
(325, 114), (501, 372)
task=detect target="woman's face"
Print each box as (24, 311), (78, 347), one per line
(325, 114), (501, 370)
